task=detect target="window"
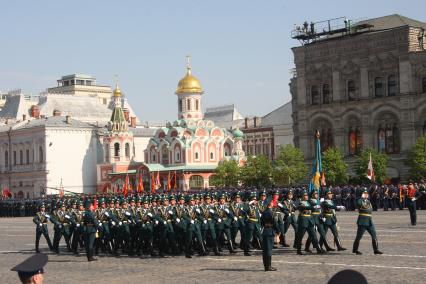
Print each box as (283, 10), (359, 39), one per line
(375, 77), (385, 98)
(195, 152), (199, 160)
(319, 128), (333, 152)
(13, 151), (16, 165)
(114, 143), (120, 157)
(175, 151), (180, 162)
(178, 99), (183, 112)
(422, 77), (426, 93)
(152, 153), (156, 162)
(196, 99), (199, 110)
(125, 143), (130, 158)
(102, 98), (107, 105)
(263, 144), (270, 157)
(387, 75), (396, 96)
(26, 149), (29, 164)
(189, 175), (204, 189)
(311, 85), (320, 105)
(378, 124), (399, 154)
(19, 150), (23, 165)
(187, 99), (191, 111)
(322, 84), (331, 104)
(161, 145), (169, 164)
(255, 144), (262, 155)
(348, 127), (362, 155)
(39, 147), (43, 163)
(5, 151), (8, 168)
(210, 152), (214, 160)
(347, 80), (356, 101)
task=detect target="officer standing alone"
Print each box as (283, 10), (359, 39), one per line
(260, 196), (277, 271)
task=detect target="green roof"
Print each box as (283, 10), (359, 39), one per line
(110, 106), (126, 124)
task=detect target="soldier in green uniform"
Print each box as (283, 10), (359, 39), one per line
(82, 199), (100, 261)
(70, 201), (84, 254)
(352, 188), (383, 255)
(52, 202), (72, 253)
(33, 203), (54, 253)
(136, 196), (156, 256)
(173, 195), (187, 253)
(215, 193), (236, 254)
(184, 195), (206, 258)
(261, 196), (277, 271)
(322, 189), (346, 251)
(200, 194), (221, 256)
(244, 193), (262, 256)
(157, 196), (178, 256)
(295, 191), (323, 255)
(281, 190), (298, 248)
(115, 199), (133, 255)
(230, 192), (246, 250)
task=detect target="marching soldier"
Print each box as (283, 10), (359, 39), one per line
(52, 202), (72, 253)
(70, 201), (84, 254)
(322, 189), (346, 251)
(184, 195), (206, 258)
(230, 191), (246, 250)
(243, 193), (262, 256)
(200, 194), (221, 256)
(82, 199), (100, 261)
(261, 196), (277, 271)
(157, 196), (178, 256)
(215, 193), (237, 254)
(33, 203), (54, 253)
(136, 196), (156, 256)
(352, 188), (383, 255)
(406, 183), (423, 226)
(115, 199), (134, 255)
(281, 190), (298, 248)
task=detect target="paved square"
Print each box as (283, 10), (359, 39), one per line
(1, 210), (425, 284)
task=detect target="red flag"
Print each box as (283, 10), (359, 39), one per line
(173, 171), (177, 191)
(367, 153), (375, 182)
(137, 173), (144, 193)
(59, 179), (64, 198)
(2, 187), (11, 198)
(167, 172), (172, 192)
(93, 196), (98, 211)
(151, 173), (156, 193)
(321, 172), (326, 186)
(155, 171), (161, 190)
(123, 174), (129, 197)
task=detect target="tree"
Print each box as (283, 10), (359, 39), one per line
(354, 148), (388, 184)
(240, 155), (272, 188)
(322, 147), (348, 185)
(407, 135), (426, 181)
(211, 159), (240, 187)
(272, 144), (307, 186)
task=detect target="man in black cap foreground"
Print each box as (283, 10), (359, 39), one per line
(260, 196), (277, 271)
(11, 253), (48, 284)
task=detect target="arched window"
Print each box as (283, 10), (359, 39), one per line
(175, 151), (180, 162)
(319, 128), (333, 152)
(378, 125), (386, 152)
(26, 149), (29, 164)
(348, 127), (362, 155)
(195, 99), (199, 110)
(210, 152), (214, 160)
(375, 77), (385, 98)
(311, 85), (320, 105)
(5, 151), (8, 168)
(322, 84), (331, 104)
(114, 143), (120, 157)
(187, 99), (191, 111)
(387, 75), (396, 96)
(421, 77), (426, 93)
(178, 99), (183, 112)
(125, 143), (130, 158)
(39, 146), (43, 163)
(195, 152), (199, 160)
(13, 150), (17, 165)
(347, 80), (356, 101)
(161, 145), (169, 164)
(19, 150), (23, 164)
(377, 124), (399, 154)
(189, 175), (204, 189)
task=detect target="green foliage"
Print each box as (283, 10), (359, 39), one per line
(407, 135), (426, 181)
(322, 147), (348, 185)
(354, 148), (388, 184)
(272, 144), (307, 185)
(240, 155), (272, 188)
(211, 159), (240, 187)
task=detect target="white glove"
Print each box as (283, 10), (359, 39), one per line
(320, 198), (324, 202)
(209, 209), (214, 214)
(259, 213), (262, 217)
(249, 201), (255, 205)
(176, 218), (181, 223)
(76, 224), (80, 227)
(163, 221), (167, 225)
(315, 205), (321, 209)
(58, 225), (62, 229)
(218, 218), (222, 223)
(65, 215), (70, 219)
(190, 220), (194, 224)
(278, 203), (283, 208)
(98, 223), (102, 227)
(203, 220), (207, 224)
(45, 214), (50, 218)
(39, 223), (43, 227)
(168, 210), (173, 215)
(412, 198), (417, 201)
(119, 221), (122, 226)
(111, 221), (116, 226)
(322, 218), (326, 222)
(338, 206), (345, 210)
(148, 213), (153, 217)
(225, 208), (230, 214)
(125, 212), (131, 216)
(234, 217), (238, 221)
(196, 208), (201, 214)
(104, 212), (110, 217)
(155, 220), (159, 225)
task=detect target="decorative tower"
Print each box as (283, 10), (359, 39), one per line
(104, 83), (134, 163)
(175, 55), (204, 120)
(232, 127), (245, 157)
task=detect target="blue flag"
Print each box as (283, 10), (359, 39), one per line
(308, 131), (322, 196)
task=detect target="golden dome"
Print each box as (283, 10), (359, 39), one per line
(113, 83), (122, 97)
(175, 56), (204, 95)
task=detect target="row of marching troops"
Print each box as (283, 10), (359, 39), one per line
(32, 185), (412, 263)
(2, 183), (426, 218)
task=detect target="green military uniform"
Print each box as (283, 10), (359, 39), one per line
(353, 189), (383, 255)
(52, 202), (72, 253)
(322, 190), (346, 251)
(71, 201), (84, 254)
(215, 193), (236, 254)
(157, 197), (178, 256)
(135, 197), (156, 256)
(230, 192), (246, 250)
(32, 203), (54, 253)
(200, 194), (221, 255)
(243, 193), (262, 256)
(82, 199), (100, 261)
(261, 197), (277, 271)
(184, 195), (206, 258)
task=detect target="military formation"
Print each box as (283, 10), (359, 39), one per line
(1, 183), (425, 269)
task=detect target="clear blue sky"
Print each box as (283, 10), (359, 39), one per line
(1, 0), (425, 121)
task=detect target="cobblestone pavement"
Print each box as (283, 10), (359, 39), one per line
(1, 210), (425, 284)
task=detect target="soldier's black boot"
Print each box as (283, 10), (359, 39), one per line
(372, 239), (383, 255)
(335, 237), (346, 251)
(267, 256), (277, 271)
(213, 240), (221, 256)
(35, 241), (40, 253)
(228, 241), (237, 254)
(296, 244), (303, 255)
(243, 242), (251, 256)
(304, 239), (312, 253)
(323, 239), (335, 252)
(281, 235), (290, 247)
(352, 240), (362, 255)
